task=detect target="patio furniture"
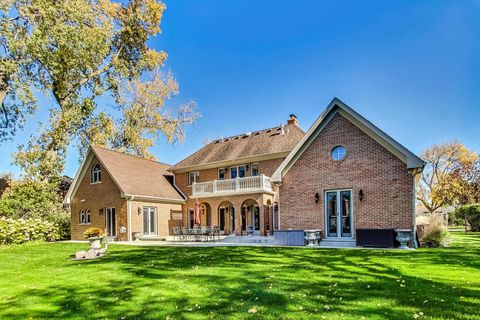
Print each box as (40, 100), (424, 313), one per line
(173, 227), (182, 241)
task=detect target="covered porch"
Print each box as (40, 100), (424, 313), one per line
(183, 193), (277, 236)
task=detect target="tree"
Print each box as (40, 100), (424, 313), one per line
(1, 0), (197, 182)
(417, 141), (478, 214)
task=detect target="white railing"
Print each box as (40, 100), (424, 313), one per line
(193, 174), (273, 197)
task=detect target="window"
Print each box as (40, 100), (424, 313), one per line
(218, 168), (227, 180)
(85, 209), (91, 224)
(79, 210), (85, 224)
(230, 165), (246, 179)
(331, 146), (347, 161)
(143, 207), (157, 236)
(251, 163), (259, 176)
(91, 163), (101, 183)
(188, 172), (199, 186)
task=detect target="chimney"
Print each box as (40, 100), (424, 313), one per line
(287, 114), (299, 126)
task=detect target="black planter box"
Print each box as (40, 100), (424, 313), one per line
(356, 228), (397, 248)
(274, 230), (305, 246)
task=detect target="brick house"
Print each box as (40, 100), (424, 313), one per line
(65, 146), (185, 241)
(66, 98), (424, 245)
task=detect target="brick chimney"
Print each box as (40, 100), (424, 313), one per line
(287, 114), (299, 126)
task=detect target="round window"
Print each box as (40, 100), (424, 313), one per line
(331, 146), (346, 161)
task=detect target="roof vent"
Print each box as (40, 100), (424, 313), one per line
(245, 132), (252, 137)
(280, 124), (285, 135)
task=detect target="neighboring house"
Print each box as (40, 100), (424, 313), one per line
(168, 114), (305, 236)
(64, 146), (185, 241)
(271, 98), (424, 245)
(416, 203), (452, 226)
(66, 97), (425, 245)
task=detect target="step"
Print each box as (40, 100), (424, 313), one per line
(140, 237), (167, 242)
(319, 239), (357, 248)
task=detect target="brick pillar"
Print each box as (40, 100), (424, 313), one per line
(260, 205), (266, 236)
(234, 203), (242, 236)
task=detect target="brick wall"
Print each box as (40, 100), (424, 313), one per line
(279, 113), (414, 233)
(71, 155), (127, 240)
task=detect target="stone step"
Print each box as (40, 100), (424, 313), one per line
(318, 239), (357, 248)
(140, 237), (167, 242)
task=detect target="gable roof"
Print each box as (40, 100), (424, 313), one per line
(169, 123), (305, 172)
(271, 98), (425, 182)
(65, 146), (185, 204)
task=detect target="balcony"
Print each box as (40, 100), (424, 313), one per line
(192, 175), (273, 198)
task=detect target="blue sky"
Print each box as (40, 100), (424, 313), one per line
(1, 0), (479, 177)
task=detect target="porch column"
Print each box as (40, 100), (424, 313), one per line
(260, 205), (266, 236)
(234, 203), (242, 236)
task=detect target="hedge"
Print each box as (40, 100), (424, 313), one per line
(0, 217), (64, 245)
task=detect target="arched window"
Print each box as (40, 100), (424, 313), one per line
(79, 210), (85, 224)
(91, 163), (101, 183)
(85, 209), (91, 224)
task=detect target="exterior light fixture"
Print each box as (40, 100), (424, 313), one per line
(314, 193), (320, 204)
(99, 208), (104, 215)
(359, 189), (364, 201)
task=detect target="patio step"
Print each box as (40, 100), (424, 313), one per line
(318, 238), (356, 248)
(140, 237), (167, 242)
(222, 236), (275, 244)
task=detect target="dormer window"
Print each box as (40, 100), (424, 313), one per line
(91, 163), (101, 183)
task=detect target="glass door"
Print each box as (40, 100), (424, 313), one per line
(326, 192), (338, 237)
(325, 190), (353, 238)
(106, 207), (116, 237)
(143, 207), (157, 236)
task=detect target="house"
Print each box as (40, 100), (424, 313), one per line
(168, 114), (305, 236)
(65, 146), (185, 241)
(66, 98), (424, 246)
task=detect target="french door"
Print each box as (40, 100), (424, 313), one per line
(325, 190), (353, 238)
(143, 207), (157, 236)
(105, 207), (116, 237)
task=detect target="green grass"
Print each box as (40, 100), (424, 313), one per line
(0, 232), (479, 320)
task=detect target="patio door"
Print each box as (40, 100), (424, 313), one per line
(105, 207), (116, 237)
(219, 208), (226, 231)
(143, 207), (157, 236)
(325, 190), (353, 238)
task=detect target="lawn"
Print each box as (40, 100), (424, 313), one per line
(0, 232), (479, 320)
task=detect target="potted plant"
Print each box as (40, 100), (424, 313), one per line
(83, 227), (106, 250)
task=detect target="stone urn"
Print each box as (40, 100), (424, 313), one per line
(396, 229), (412, 249)
(88, 236), (104, 250)
(133, 232), (141, 241)
(246, 225), (254, 236)
(304, 230), (321, 247)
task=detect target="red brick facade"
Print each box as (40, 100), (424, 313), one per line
(278, 113), (414, 234)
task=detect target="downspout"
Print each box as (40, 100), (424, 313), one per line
(127, 195), (135, 242)
(412, 169), (420, 248)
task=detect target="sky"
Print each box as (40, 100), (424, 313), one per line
(1, 0), (479, 177)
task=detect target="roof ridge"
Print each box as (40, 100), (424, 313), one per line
(91, 145), (172, 167)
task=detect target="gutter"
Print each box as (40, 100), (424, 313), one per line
(411, 167), (423, 248)
(127, 195), (134, 242)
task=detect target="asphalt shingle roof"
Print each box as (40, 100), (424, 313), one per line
(91, 146), (184, 201)
(170, 123), (305, 171)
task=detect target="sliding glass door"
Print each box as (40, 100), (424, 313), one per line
(143, 207), (157, 236)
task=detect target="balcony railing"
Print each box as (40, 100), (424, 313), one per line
(192, 174), (273, 197)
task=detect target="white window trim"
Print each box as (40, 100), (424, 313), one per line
(218, 168), (227, 180)
(230, 165), (247, 179)
(91, 163), (102, 184)
(250, 163), (259, 176)
(85, 209), (91, 225)
(188, 171), (199, 186)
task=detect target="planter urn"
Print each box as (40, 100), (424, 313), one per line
(396, 229), (412, 249)
(88, 237), (103, 250)
(304, 230), (321, 247)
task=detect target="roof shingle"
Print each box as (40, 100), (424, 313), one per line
(170, 123), (305, 171)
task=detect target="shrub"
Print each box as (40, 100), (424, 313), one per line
(0, 217), (63, 245)
(456, 204), (480, 232)
(421, 216), (451, 247)
(83, 227), (105, 239)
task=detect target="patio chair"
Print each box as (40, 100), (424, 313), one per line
(180, 227), (190, 242)
(173, 227), (181, 241)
